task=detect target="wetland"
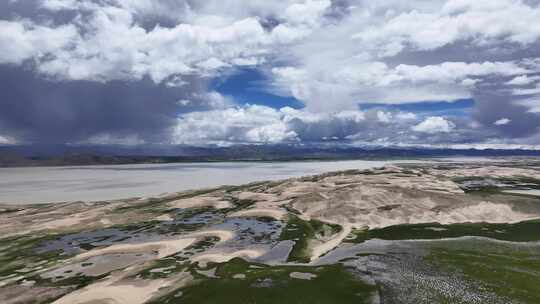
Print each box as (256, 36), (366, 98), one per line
(1, 158), (540, 303)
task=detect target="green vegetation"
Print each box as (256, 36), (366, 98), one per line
(0, 231), (128, 290)
(223, 180), (281, 193)
(27, 272), (109, 289)
(113, 187), (223, 214)
(346, 219), (540, 243)
(137, 258), (189, 280)
(278, 215), (314, 263)
(0, 208), (24, 215)
(161, 208), (221, 234)
(426, 240), (540, 303)
(112, 220), (163, 232)
(0, 234), (69, 281)
(279, 215), (342, 263)
(149, 258), (377, 304)
(136, 237), (220, 280)
(221, 197), (256, 213)
(310, 219), (342, 236)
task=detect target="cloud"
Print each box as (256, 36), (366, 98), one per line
(506, 75), (539, 86)
(0, 0), (333, 84)
(172, 105), (297, 145)
(177, 91), (232, 109)
(396, 112), (417, 121)
(0, 0), (334, 145)
(76, 133), (146, 146)
(353, 0), (540, 50)
(517, 97), (540, 113)
(376, 111), (392, 123)
(263, 0), (540, 143)
(494, 118), (511, 126)
(172, 105), (388, 145)
(512, 85), (540, 96)
(282, 107), (371, 141)
(283, 0), (331, 26)
(0, 65), (207, 144)
(172, 105), (481, 146)
(412, 116), (456, 134)
(472, 89), (540, 138)
(39, 16), (270, 83)
(0, 20), (77, 65)
(265, 0), (540, 119)
(0, 135), (15, 145)
(4, 5), (262, 82)
(2, 0), (540, 146)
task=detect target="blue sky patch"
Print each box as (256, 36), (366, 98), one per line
(213, 68), (304, 109)
(360, 99), (474, 117)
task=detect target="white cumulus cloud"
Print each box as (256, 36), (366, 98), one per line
(172, 105), (297, 145)
(494, 118), (511, 126)
(0, 135), (15, 145)
(2, 0), (540, 146)
(412, 116), (456, 134)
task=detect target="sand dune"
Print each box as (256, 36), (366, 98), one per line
(187, 229), (236, 242)
(168, 196), (232, 210)
(310, 224), (352, 262)
(76, 238), (196, 260)
(52, 271), (192, 304)
(193, 249), (266, 267)
(228, 208), (287, 221)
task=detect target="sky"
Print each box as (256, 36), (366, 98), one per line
(1, 0), (540, 149)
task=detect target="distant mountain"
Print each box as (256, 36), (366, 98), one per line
(1, 144), (540, 167)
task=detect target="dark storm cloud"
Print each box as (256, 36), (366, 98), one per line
(473, 89), (540, 138)
(360, 33), (540, 143)
(0, 0), (199, 144)
(384, 39), (540, 68)
(0, 0), (78, 26)
(0, 0), (184, 31)
(2, 0), (540, 148)
(0, 0), (40, 19)
(324, 0), (353, 21)
(0, 65), (206, 144)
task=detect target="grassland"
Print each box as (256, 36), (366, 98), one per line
(425, 239), (540, 304)
(149, 258), (378, 304)
(346, 219), (540, 243)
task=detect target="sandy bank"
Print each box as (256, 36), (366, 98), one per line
(354, 201), (539, 229)
(503, 189), (540, 196)
(228, 208), (287, 221)
(168, 196), (232, 210)
(76, 238), (197, 260)
(52, 272), (192, 304)
(193, 249), (266, 267)
(186, 229), (235, 243)
(310, 224), (352, 262)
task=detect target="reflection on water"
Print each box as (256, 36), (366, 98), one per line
(35, 228), (143, 255)
(211, 217), (283, 246)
